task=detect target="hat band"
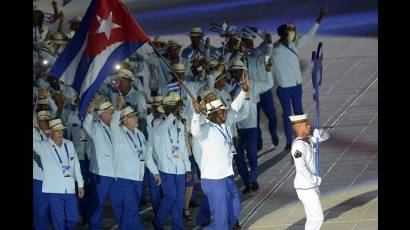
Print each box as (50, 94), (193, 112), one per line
(230, 65), (245, 70)
(291, 119), (308, 124)
(207, 104), (226, 114)
(97, 104), (113, 111)
(49, 123), (63, 129)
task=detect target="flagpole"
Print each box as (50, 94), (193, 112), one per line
(311, 50), (320, 177)
(148, 41), (197, 101)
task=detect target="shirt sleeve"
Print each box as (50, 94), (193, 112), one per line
(296, 22), (320, 48)
(72, 142), (84, 188)
(144, 137), (160, 175)
(82, 113), (96, 137)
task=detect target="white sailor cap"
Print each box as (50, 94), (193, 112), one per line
(289, 114), (308, 124)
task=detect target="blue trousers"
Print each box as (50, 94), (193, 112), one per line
(45, 193), (79, 230)
(146, 170), (162, 214)
(110, 178), (144, 230)
(78, 160), (90, 222)
(186, 156), (199, 204)
(33, 179), (50, 230)
(235, 128), (259, 185)
(154, 172), (185, 230)
(89, 173), (120, 230)
(196, 196), (211, 226)
(277, 84), (304, 145)
(257, 89), (278, 149)
(201, 176), (241, 230)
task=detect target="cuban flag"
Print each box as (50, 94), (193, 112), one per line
(50, 0), (149, 118)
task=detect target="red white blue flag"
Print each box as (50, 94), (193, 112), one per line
(50, 0), (149, 118)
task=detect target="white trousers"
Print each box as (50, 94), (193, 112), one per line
(296, 188), (324, 230)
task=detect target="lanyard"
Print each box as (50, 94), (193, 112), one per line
(282, 43), (299, 58)
(52, 143), (69, 164)
(124, 129), (142, 150)
(99, 121), (112, 144)
(168, 121), (180, 144)
(213, 124), (232, 144)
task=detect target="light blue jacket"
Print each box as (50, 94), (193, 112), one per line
(33, 134), (84, 194)
(272, 23), (320, 88)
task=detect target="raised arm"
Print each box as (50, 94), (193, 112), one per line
(153, 113), (177, 134)
(297, 7), (327, 48)
(82, 102), (96, 137)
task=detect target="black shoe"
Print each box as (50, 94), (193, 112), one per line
(232, 223), (243, 230)
(242, 185), (252, 194)
(199, 217), (212, 227)
(272, 135), (279, 146)
(183, 209), (193, 222)
(250, 181), (259, 191)
(140, 199), (147, 206)
(152, 220), (164, 230)
(284, 144), (291, 151)
(189, 201), (200, 208)
(257, 143), (263, 152)
(81, 217), (88, 225)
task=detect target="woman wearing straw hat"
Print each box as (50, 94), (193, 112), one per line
(191, 70), (249, 230)
(33, 117), (84, 230)
(109, 96), (161, 230)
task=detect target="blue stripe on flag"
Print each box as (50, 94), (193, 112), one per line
(50, 0), (98, 78)
(71, 55), (95, 92)
(78, 42), (146, 118)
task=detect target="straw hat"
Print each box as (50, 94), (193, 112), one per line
(50, 32), (68, 45)
(157, 94), (179, 114)
(189, 27), (204, 37)
(37, 110), (51, 121)
(153, 36), (167, 44)
(171, 63), (186, 73)
(229, 60), (248, 71)
(205, 98), (226, 115)
(96, 101), (114, 115)
(120, 106), (138, 121)
(148, 96), (164, 107)
(48, 118), (66, 131)
(115, 68), (134, 82)
(69, 16), (82, 23)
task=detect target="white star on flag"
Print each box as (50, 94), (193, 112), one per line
(95, 11), (121, 40)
